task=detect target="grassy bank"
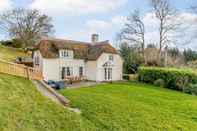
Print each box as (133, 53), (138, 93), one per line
(0, 73), (93, 131)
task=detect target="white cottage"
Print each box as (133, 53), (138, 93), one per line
(33, 34), (123, 82)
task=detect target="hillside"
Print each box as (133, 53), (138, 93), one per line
(0, 45), (30, 62)
(0, 73), (96, 131)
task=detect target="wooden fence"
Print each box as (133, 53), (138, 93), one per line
(0, 59), (43, 80)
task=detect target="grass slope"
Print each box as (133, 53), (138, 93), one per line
(0, 73), (96, 131)
(0, 45), (29, 62)
(60, 82), (197, 131)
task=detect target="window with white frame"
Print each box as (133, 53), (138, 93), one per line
(79, 66), (83, 77)
(61, 67), (73, 79)
(66, 67), (73, 76)
(109, 55), (114, 61)
(60, 50), (72, 58)
(104, 68), (112, 81)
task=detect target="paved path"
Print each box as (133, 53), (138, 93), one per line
(32, 80), (81, 114)
(32, 80), (62, 105)
(66, 81), (98, 89)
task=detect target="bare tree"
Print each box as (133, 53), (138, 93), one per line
(190, 6), (197, 39)
(150, 0), (178, 62)
(119, 10), (145, 61)
(0, 8), (54, 48)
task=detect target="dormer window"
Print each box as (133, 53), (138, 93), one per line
(59, 50), (73, 58)
(109, 55), (114, 61)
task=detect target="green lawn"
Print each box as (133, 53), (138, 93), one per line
(60, 82), (197, 131)
(0, 45), (29, 62)
(2, 72), (197, 131)
(0, 73), (95, 131)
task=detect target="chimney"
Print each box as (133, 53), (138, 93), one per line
(91, 34), (99, 43)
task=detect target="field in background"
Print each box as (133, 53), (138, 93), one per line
(0, 45), (30, 62)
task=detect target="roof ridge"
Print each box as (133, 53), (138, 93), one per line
(41, 37), (91, 45)
(41, 37), (110, 46)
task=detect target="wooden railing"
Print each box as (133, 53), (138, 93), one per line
(0, 59), (43, 80)
(64, 76), (86, 84)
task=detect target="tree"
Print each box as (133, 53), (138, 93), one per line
(119, 42), (143, 74)
(147, 43), (157, 48)
(119, 10), (145, 62)
(150, 0), (179, 62)
(183, 49), (197, 62)
(167, 47), (180, 58)
(0, 8), (54, 48)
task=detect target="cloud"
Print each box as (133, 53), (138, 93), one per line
(141, 11), (197, 48)
(29, 0), (127, 15)
(67, 15), (127, 41)
(0, 0), (12, 12)
(143, 12), (158, 31)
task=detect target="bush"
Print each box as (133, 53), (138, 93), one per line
(154, 79), (165, 87)
(175, 76), (189, 91)
(0, 39), (23, 48)
(183, 84), (197, 95)
(123, 75), (129, 80)
(138, 67), (197, 91)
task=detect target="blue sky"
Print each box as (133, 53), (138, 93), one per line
(1, 0), (197, 49)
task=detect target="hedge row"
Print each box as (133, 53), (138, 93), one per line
(138, 67), (197, 91)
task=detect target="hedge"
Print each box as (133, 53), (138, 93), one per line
(138, 67), (197, 91)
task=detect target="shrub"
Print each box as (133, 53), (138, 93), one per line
(154, 79), (165, 87)
(175, 76), (189, 91)
(0, 39), (23, 48)
(184, 84), (197, 96)
(138, 67), (197, 91)
(123, 75), (129, 80)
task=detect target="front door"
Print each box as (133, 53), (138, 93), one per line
(104, 68), (112, 81)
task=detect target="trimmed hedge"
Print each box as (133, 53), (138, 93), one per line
(138, 67), (197, 91)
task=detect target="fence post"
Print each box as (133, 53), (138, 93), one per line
(26, 67), (30, 79)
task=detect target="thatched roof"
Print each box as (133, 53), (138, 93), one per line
(35, 38), (118, 60)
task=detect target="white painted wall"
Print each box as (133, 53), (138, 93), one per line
(33, 50), (123, 82)
(42, 59), (60, 81)
(96, 53), (123, 81)
(85, 61), (97, 81)
(42, 58), (86, 81)
(59, 58), (85, 77)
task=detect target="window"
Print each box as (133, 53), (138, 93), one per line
(61, 67), (73, 79)
(66, 67), (73, 76)
(108, 68), (112, 80)
(109, 55), (114, 61)
(104, 68), (112, 81)
(60, 50), (72, 58)
(35, 56), (39, 65)
(104, 68), (107, 80)
(79, 67), (83, 77)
